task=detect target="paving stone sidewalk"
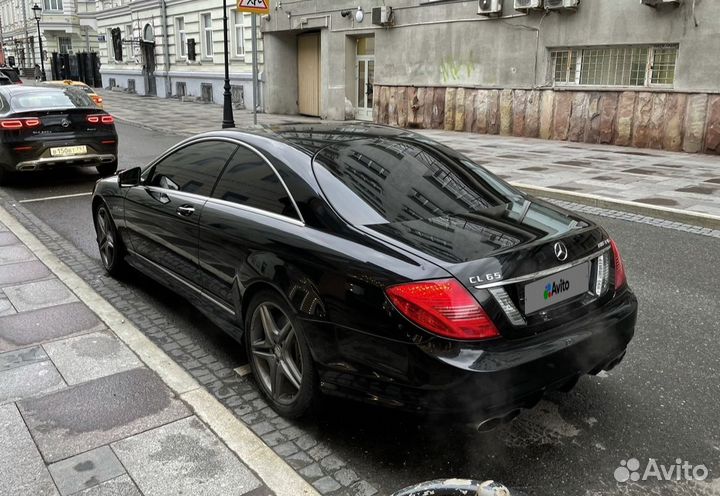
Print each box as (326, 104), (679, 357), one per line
(99, 89), (720, 220)
(0, 221), (270, 496)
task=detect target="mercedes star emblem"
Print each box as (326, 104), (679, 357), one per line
(554, 242), (569, 261)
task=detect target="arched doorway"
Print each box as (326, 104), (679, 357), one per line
(141, 23), (157, 96)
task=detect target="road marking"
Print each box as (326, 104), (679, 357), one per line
(0, 204), (320, 496)
(19, 192), (93, 204)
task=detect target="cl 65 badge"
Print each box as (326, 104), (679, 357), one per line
(469, 272), (502, 285)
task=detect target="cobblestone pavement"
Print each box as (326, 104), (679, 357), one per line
(0, 213), (270, 496)
(98, 89), (720, 221)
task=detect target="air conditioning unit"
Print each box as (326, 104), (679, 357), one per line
(372, 6), (394, 26)
(515, 0), (543, 12)
(545, 0), (579, 10)
(641, 0), (681, 7)
(478, 0), (503, 16)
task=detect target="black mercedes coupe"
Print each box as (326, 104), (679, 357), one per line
(0, 85), (118, 185)
(92, 124), (637, 425)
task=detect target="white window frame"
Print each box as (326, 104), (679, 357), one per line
(176, 16), (187, 59)
(43, 0), (63, 12)
(125, 24), (133, 42)
(233, 10), (245, 58)
(550, 45), (678, 89)
(201, 13), (214, 59)
(58, 36), (72, 54)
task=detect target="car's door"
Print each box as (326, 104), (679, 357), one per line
(198, 144), (304, 312)
(124, 139), (238, 284)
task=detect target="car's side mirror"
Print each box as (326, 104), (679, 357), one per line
(118, 167), (142, 187)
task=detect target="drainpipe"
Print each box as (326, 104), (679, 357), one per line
(160, 0), (171, 97)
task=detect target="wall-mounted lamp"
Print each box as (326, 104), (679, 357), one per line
(355, 7), (365, 23)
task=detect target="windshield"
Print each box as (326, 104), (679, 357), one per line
(10, 89), (95, 111)
(313, 137), (524, 226)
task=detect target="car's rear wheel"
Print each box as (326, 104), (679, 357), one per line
(94, 203), (126, 276)
(245, 291), (316, 418)
(96, 160), (118, 177)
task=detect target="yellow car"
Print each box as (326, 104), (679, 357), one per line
(42, 80), (104, 108)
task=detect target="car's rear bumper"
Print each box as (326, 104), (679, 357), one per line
(307, 289), (637, 421)
(14, 153), (116, 171)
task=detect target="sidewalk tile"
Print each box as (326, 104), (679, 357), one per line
(0, 260), (52, 287)
(0, 295), (15, 316)
(18, 367), (191, 462)
(71, 475), (141, 496)
(0, 302), (105, 353)
(43, 331), (144, 385)
(3, 279), (79, 313)
(111, 416), (261, 496)
(0, 231), (19, 246)
(0, 346), (48, 372)
(0, 245), (36, 265)
(0, 360), (65, 405)
(0, 404), (59, 496)
(48, 446), (125, 496)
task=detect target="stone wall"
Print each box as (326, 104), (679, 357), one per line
(373, 86), (720, 155)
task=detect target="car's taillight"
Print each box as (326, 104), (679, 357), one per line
(87, 114), (114, 124)
(386, 279), (500, 341)
(0, 118), (41, 130)
(610, 239), (627, 290)
(93, 96), (104, 105)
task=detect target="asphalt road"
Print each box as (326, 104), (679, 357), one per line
(2, 122), (719, 495)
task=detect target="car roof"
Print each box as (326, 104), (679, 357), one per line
(193, 123), (425, 156)
(44, 80), (92, 88)
(0, 85), (79, 95)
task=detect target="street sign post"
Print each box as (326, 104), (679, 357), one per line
(237, 0), (268, 125)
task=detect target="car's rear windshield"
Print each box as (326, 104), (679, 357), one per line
(10, 89), (95, 111)
(0, 69), (21, 83)
(313, 137), (522, 226)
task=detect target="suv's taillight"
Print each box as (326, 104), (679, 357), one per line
(87, 114), (114, 124)
(610, 239), (627, 290)
(0, 118), (41, 130)
(386, 279), (500, 340)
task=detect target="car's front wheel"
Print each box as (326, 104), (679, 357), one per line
(245, 291), (316, 418)
(94, 203), (126, 276)
(96, 160), (118, 177)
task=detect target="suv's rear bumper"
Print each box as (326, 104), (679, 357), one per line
(14, 154), (116, 171)
(312, 289), (637, 421)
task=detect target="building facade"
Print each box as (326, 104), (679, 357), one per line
(95, 0), (263, 109)
(0, 0), (98, 73)
(262, 0), (720, 154)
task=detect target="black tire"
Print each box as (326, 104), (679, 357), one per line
(0, 167), (13, 186)
(94, 202), (126, 276)
(245, 290), (316, 418)
(96, 160), (118, 177)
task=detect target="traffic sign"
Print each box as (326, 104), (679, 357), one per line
(237, 0), (270, 15)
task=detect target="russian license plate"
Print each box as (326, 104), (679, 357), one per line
(50, 145), (87, 157)
(524, 262), (590, 314)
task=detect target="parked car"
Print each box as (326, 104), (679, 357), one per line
(0, 85), (118, 185)
(0, 73), (12, 86)
(91, 124), (637, 423)
(42, 80), (104, 108)
(0, 67), (22, 85)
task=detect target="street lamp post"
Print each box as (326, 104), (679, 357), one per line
(221, 0), (235, 129)
(31, 4), (46, 81)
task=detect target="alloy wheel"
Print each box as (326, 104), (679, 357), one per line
(249, 302), (304, 405)
(95, 207), (115, 270)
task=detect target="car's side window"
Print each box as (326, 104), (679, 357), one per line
(211, 146), (298, 219)
(149, 141), (238, 197)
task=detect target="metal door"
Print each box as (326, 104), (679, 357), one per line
(297, 33), (320, 117)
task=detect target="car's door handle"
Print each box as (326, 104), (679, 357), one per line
(176, 205), (195, 217)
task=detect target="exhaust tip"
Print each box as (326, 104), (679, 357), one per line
(475, 409), (523, 432)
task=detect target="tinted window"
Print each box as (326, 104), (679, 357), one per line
(313, 138), (517, 225)
(212, 147), (297, 218)
(150, 141), (237, 197)
(10, 89), (95, 111)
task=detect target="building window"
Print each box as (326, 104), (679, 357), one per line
(550, 45), (678, 88)
(58, 37), (72, 54)
(43, 0), (63, 11)
(233, 11), (245, 57)
(176, 17), (187, 58)
(125, 24), (133, 41)
(202, 13), (213, 59)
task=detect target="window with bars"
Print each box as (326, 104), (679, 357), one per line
(551, 45), (678, 88)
